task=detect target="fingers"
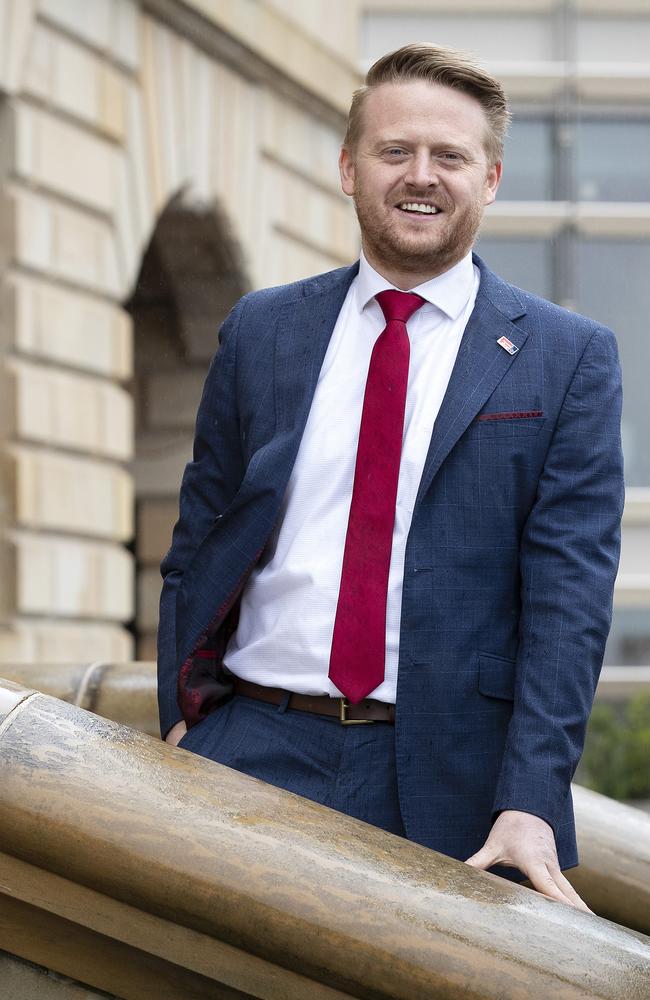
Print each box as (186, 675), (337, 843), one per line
(466, 854), (593, 913)
(554, 869), (593, 913)
(164, 720), (188, 746)
(464, 846), (497, 870)
(526, 864), (591, 911)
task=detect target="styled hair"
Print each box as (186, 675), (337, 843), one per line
(344, 43), (510, 164)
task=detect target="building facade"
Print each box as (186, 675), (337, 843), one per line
(0, 0), (646, 669)
(0, 0), (360, 664)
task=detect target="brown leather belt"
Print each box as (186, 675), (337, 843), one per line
(232, 678), (395, 725)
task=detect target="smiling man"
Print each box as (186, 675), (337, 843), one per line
(158, 45), (624, 910)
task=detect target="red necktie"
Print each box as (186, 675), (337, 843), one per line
(328, 289), (426, 704)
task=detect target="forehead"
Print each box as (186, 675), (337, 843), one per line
(359, 79), (489, 148)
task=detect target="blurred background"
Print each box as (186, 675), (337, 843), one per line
(0, 0), (648, 797)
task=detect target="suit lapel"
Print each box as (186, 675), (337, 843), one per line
(415, 255), (529, 508)
(274, 262), (360, 436)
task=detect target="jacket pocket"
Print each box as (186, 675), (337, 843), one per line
(471, 413), (546, 438)
(478, 652), (516, 701)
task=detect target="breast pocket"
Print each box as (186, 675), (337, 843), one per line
(472, 410), (546, 439)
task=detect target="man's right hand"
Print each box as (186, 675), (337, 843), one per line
(164, 720), (188, 746)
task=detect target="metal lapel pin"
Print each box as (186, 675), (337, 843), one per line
(497, 336), (519, 355)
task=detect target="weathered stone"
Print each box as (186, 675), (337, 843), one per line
(0, 622), (133, 663)
(37, 0), (140, 72)
(6, 357), (133, 460)
(0, 0), (35, 95)
(11, 532), (133, 620)
(23, 23), (127, 142)
(7, 187), (121, 297)
(0, 682), (648, 999)
(10, 446), (133, 541)
(11, 102), (118, 215)
(3, 272), (132, 379)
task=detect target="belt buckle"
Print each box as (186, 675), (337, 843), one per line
(339, 697), (374, 725)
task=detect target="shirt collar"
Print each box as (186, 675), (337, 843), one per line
(355, 248), (476, 321)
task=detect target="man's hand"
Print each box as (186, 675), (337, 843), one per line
(465, 809), (591, 912)
(164, 720), (187, 746)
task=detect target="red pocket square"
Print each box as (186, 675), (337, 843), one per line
(477, 410), (543, 422)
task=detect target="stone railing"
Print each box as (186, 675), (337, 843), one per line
(0, 677), (649, 999)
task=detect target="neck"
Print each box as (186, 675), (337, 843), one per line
(361, 243), (468, 290)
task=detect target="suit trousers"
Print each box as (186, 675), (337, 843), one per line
(177, 693), (407, 837)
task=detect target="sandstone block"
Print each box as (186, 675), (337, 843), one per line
(39, 0), (140, 71)
(23, 23), (127, 142)
(0, 0), (35, 95)
(38, 0), (113, 57)
(99, 62), (127, 142)
(10, 445), (134, 541)
(265, 159), (357, 263)
(8, 186), (121, 297)
(11, 531), (133, 621)
(4, 272), (132, 379)
(0, 620), (133, 664)
(5, 357), (133, 459)
(12, 102), (117, 215)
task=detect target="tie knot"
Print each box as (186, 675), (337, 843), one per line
(375, 289), (426, 325)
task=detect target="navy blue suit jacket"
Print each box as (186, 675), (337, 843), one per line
(157, 253), (624, 873)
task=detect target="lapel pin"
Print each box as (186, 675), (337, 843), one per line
(497, 336), (519, 356)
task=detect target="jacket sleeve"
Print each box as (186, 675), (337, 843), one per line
(491, 323), (624, 835)
(156, 295), (248, 739)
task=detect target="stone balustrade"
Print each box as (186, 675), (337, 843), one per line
(0, 677), (649, 999)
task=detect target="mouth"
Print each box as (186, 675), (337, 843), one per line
(395, 201), (443, 219)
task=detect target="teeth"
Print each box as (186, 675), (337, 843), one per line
(399, 202), (439, 214)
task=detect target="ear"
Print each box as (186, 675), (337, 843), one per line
(483, 159), (502, 207)
(339, 146), (356, 197)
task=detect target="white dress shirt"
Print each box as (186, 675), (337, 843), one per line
(223, 250), (480, 702)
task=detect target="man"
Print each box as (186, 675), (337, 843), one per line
(157, 44), (624, 910)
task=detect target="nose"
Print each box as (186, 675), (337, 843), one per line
(404, 150), (438, 189)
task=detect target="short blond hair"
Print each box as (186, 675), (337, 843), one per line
(344, 43), (510, 165)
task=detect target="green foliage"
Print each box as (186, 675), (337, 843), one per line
(581, 692), (650, 800)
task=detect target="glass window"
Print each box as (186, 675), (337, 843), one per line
(576, 120), (650, 203)
(576, 239), (650, 486)
(577, 16), (650, 63)
(474, 238), (553, 300)
(361, 14), (553, 66)
(499, 119), (554, 201)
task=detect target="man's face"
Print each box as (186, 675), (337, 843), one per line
(339, 80), (502, 282)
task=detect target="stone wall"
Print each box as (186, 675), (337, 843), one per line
(0, 0), (360, 664)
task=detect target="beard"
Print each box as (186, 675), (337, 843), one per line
(352, 187), (485, 279)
